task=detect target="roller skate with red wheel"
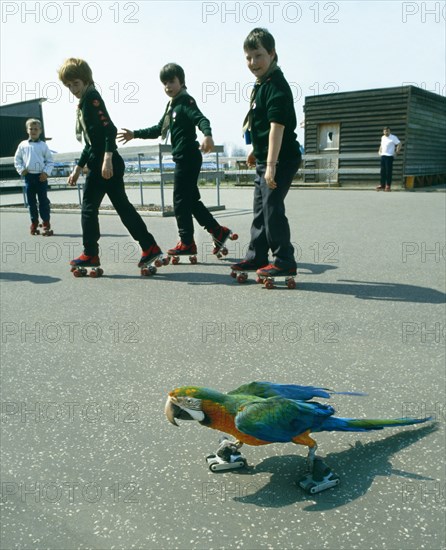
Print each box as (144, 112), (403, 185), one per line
(255, 263), (297, 289)
(70, 254), (104, 278)
(30, 219), (40, 235)
(40, 221), (54, 236)
(138, 244), (168, 276)
(209, 226), (238, 259)
(230, 259), (268, 284)
(167, 241), (198, 265)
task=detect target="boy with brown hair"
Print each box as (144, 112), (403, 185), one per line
(58, 57), (163, 273)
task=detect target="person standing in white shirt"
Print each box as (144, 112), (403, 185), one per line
(377, 127), (401, 191)
(14, 119), (54, 234)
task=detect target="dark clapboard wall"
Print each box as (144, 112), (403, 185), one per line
(405, 86), (446, 182)
(303, 86), (446, 187)
(0, 99), (48, 179)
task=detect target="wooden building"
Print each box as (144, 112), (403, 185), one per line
(303, 86), (446, 188)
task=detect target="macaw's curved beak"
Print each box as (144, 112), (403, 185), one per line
(164, 394), (194, 426)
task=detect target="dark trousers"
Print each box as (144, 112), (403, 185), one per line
(380, 155), (394, 186)
(25, 173), (50, 222)
(173, 149), (218, 244)
(81, 153), (155, 256)
(245, 157), (300, 268)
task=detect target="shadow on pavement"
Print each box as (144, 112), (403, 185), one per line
(0, 272), (61, 284)
(41, 233), (128, 238)
(232, 423), (438, 510)
(299, 279), (445, 304)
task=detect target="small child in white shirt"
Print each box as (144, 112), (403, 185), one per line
(14, 118), (54, 234)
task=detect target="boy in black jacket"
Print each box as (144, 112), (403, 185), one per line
(118, 63), (236, 260)
(58, 58), (162, 271)
(232, 28), (301, 279)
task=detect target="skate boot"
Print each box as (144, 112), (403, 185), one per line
(40, 221), (54, 236)
(255, 263), (297, 289)
(138, 244), (167, 276)
(209, 226), (238, 258)
(70, 254), (103, 278)
(30, 220), (40, 235)
(230, 259), (268, 284)
(167, 241), (198, 265)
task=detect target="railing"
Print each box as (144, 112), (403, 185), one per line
(1, 144), (225, 214)
(299, 152), (380, 186)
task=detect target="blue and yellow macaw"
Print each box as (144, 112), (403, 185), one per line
(165, 381), (431, 471)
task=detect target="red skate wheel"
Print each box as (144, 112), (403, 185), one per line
(265, 280), (275, 289)
(154, 259), (162, 268)
(230, 233), (238, 241)
(287, 278), (296, 289)
(230, 270), (237, 279)
(73, 270), (81, 278)
(162, 257), (170, 265)
(172, 256), (179, 265)
(141, 267), (150, 276)
(89, 269), (98, 278)
(190, 256), (198, 264)
(237, 274), (247, 284)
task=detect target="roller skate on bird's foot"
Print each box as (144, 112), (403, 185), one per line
(298, 456), (340, 494)
(206, 437), (248, 472)
(70, 254), (104, 278)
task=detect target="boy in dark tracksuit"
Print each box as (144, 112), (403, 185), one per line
(118, 63), (234, 258)
(232, 28), (301, 278)
(58, 57), (161, 269)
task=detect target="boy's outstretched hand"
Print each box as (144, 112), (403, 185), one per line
(200, 136), (214, 154)
(117, 129), (134, 144)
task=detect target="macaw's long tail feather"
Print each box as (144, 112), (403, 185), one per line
(323, 416), (432, 432)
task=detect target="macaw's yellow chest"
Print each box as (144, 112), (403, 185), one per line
(202, 400), (270, 446)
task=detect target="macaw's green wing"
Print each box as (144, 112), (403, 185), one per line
(228, 381), (364, 401)
(234, 396), (335, 443)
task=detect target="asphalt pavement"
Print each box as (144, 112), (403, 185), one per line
(1, 186), (445, 550)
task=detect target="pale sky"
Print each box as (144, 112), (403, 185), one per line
(1, 0), (445, 154)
